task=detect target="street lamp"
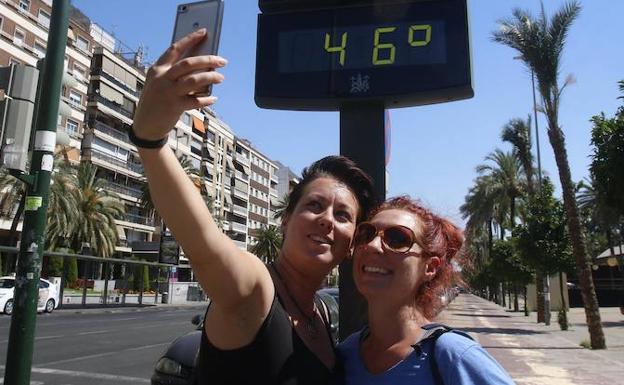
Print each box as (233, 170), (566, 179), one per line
(514, 56), (551, 325)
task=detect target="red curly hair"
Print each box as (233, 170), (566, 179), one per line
(369, 196), (464, 319)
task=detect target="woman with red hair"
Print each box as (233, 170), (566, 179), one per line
(337, 196), (514, 385)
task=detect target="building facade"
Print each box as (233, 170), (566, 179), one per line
(0, 0), (297, 276)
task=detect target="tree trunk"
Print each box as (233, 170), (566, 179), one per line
(536, 273), (545, 323)
(514, 284), (519, 311)
(547, 124), (606, 349)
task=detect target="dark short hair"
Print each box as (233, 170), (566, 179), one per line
(284, 156), (377, 224)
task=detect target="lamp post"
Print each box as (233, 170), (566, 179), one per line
(515, 56), (551, 325)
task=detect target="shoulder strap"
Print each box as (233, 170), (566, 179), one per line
(414, 324), (474, 385)
(314, 294), (333, 336)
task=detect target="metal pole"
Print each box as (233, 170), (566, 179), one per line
(3, 2), (69, 384)
(532, 69), (551, 325)
(339, 102), (385, 340)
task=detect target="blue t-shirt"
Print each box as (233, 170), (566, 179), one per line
(336, 327), (515, 385)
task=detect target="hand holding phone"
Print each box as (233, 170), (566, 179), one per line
(172, 0), (224, 95)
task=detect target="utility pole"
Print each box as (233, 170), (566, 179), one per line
(3, 1), (70, 384)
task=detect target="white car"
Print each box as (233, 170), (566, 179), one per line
(0, 276), (60, 315)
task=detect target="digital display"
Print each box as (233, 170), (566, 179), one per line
(278, 21), (446, 73)
(255, 0), (472, 111)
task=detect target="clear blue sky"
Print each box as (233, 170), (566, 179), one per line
(72, 0), (624, 225)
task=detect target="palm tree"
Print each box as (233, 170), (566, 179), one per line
(272, 195), (289, 220)
(0, 168), (26, 273)
(46, 155), (79, 250)
(501, 116), (549, 320)
(493, 1), (606, 348)
(502, 116), (535, 196)
(71, 162), (125, 258)
(476, 149), (525, 233)
(250, 225), (282, 264)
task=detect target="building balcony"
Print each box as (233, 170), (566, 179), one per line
(270, 188), (279, 197)
(235, 170), (249, 182)
(89, 94), (135, 121)
(94, 120), (129, 143)
(91, 68), (141, 98)
(106, 182), (142, 199)
(125, 213), (154, 227)
(90, 149), (143, 174)
(230, 221), (247, 234)
(234, 153), (250, 166)
(233, 188), (248, 200)
(232, 204), (247, 217)
(270, 173), (279, 183)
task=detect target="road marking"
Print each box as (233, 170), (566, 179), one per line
(0, 365), (150, 383)
(0, 334), (66, 344)
(40, 342), (170, 366)
(77, 330), (112, 335)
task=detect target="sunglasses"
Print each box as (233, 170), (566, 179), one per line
(353, 222), (422, 254)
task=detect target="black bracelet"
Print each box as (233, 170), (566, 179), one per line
(128, 125), (168, 149)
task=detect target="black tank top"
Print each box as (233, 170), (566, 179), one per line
(196, 294), (334, 385)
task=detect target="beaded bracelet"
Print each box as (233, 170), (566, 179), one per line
(128, 125), (168, 149)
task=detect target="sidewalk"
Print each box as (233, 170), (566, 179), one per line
(436, 294), (624, 385)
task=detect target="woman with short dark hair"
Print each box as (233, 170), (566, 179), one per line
(132, 30), (377, 385)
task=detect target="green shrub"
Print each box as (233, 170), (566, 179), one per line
(66, 257), (78, 288)
(47, 256), (64, 277)
(143, 266), (149, 292)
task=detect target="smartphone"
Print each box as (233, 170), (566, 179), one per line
(172, 0), (225, 95)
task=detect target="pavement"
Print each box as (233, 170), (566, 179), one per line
(437, 294), (624, 385)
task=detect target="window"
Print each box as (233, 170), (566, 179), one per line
(34, 40), (46, 58)
(13, 28), (25, 47)
(180, 112), (191, 126)
(19, 0), (30, 12)
(9, 58), (21, 66)
(38, 9), (50, 28)
(66, 119), (79, 137)
(69, 90), (82, 107)
(75, 35), (89, 53)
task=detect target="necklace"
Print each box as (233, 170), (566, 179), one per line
(270, 263), (319, 339)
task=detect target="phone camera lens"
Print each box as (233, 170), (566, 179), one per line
(180, 5), (187, 12)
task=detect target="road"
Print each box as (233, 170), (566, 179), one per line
(0, 305), (207, 385)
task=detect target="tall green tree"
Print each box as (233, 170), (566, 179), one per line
(493, 1), (606, 348)
(250, 225), (282, 264)
(589, 81), (624, 219)
(515, 179), (575, 328)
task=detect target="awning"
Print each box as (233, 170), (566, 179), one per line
(270, 197), (280, 208)
(242, 164), (251, 175)
(64, 147), (81, 162)
(206, 147), (216, 160)
(67, 27), (76, 41)
(192, 116), (205, 134)
(116, 226), (127, 241)
(203, 163), (213, 176)
(223, 193), (232, 206)
(226, 157), (235, 170)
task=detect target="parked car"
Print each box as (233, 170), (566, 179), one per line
(0, 276), (60, 315)
(151, 289), (339, 385)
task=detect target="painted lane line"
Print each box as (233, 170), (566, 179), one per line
(40, 342), (171, 366)
(0, 365), (150, 383)
(77, 330), (112, 335)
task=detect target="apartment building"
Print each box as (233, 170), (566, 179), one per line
(0, 1), (298, 276)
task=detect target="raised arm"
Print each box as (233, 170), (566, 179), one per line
(133, 30), (274, 346)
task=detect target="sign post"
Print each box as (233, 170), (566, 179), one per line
(255, 0), (473, 338)
(3, 1), (70, 384)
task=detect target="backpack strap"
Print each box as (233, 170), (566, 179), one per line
(412, 324), (474, 385)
